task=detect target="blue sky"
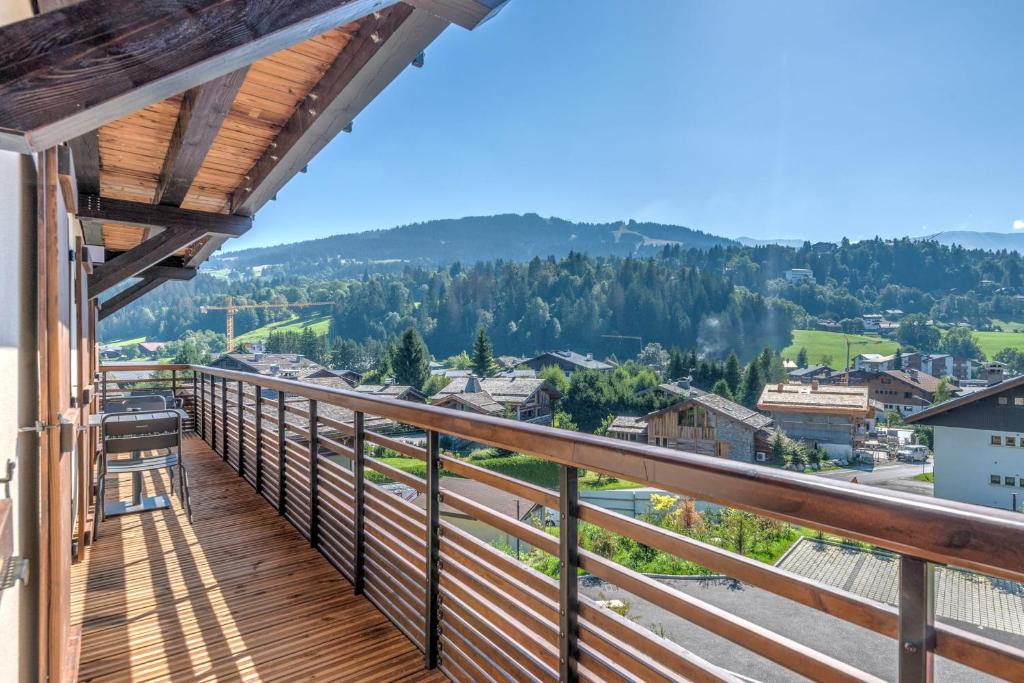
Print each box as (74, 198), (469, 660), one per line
(238, 0), (1024, 250)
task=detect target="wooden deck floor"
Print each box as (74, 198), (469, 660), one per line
(72, 436), (446, 683)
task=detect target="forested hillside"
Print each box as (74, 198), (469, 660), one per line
(209, 214), (736, 277)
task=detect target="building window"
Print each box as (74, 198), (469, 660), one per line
(991, 435), (1002, 445)
(1008, 437), (1018, 447)
(1016, 397), (1024, 406)
(1006, 476), (1017, 487)
(991, 474), (1001, 485)
(999, 397), (1009, 405)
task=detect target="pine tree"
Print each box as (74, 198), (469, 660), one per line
(894, 347), (903, 370)
(666, 346), (687, 380)
(796, 347), (808, 368)
(711, 378), (733, 401)
(392, 328), (429, 389)
(471, 327), (495, 377)
(737, 361), (764, 408)
(724, 353), (742, 395)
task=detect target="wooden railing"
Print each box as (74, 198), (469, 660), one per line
(98, 364), (1024, 682)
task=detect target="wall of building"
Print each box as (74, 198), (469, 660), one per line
(714, 419), (756, 462)
(0, 148), (40, 683)
(933, 426), (1024, 511)
(770, 410), (855, 457)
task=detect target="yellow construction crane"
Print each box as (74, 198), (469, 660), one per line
(201, 296), (334, 352)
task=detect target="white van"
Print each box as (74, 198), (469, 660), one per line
(897, 444), (930, 462)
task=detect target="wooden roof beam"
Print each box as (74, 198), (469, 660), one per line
(98, 276), (168, 320)
(0, 0), (401, 153)
(231, 5), (448, 216)
(142, 265), (198, 281)
(405, 0), (508, 29)
(89, 227), (206, 298)
(77, 196), (252, 237)
(153, 68), (249, 206)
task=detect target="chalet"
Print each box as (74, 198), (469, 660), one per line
(137, 340), (167, 356)
(430, 375), (559, 422)
(867, 369), (947, 416)
(907, 376), (1024, 511)
(211, 352), (328, 379)
(757, 382), (877, 457)
(521, 349), (614, 374)
(787, 364), (834, 384)
(635, 376), (706, 401)
(353, 382), (427, 403)
(608, 394), (775, 463)
(495, 355), (527, 370)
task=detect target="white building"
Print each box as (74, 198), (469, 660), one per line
(784, 268), (815, 284)
(907, 376), (1024, 511)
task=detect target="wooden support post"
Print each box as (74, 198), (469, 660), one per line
(308, 399), (319, 547)
(220, 377), (228, 460)
(353, 411), (365, 594)
(254, 388), (263, 494)
(236, 380), (245, 476)
(277, 391), (287, 516)
(171, 368), (178, 401)
(899, 556), (935, 683)
(101, 372), (107, 411)
(560, 465), (579, 683)
(424, 429), (441, 669)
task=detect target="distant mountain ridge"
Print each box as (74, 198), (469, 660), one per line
(916, 230), (1024, 253)
(211, 213), (737, 273)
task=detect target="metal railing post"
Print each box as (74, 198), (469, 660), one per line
(899, 556), (935, 682)
(171, 368), (178, 401)
(236, 380), (245, 476)
(560, 465), (579, 683)
(191, 371), (197, 431)
(353, 411), (365, 594)
(277, 391), (287, 516)
(308, 399), (319, 548)
(209, 374), (217, 450)
(220, 377), (228, 461)
(424, 429), (441, 669)
(197, 372), (205, 441)
(254, 387), (263, 495)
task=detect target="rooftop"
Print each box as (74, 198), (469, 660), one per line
(758, 382), (874, 417)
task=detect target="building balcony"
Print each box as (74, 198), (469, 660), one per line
(79, 363), (1024, 682)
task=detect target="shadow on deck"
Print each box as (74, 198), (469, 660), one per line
(71, 436), (446, 682)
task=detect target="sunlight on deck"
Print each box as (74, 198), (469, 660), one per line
(71, 437), (446, 682)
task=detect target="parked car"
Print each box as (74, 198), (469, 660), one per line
(897, 444), (930, 462)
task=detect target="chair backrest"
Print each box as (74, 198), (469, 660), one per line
(103, 410), (181, 454)
(104, 395), (168, 413)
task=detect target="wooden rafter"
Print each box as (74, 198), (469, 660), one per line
(142, 265), (198, 281)
(89, 228), (205, 298)
(0, 0), (399, 152)
(406, 0), (507, 29)
(231, 4), (448, 215)
(77, 196), (252, 237)
(153, 68), (249, 206)
(98, 277), (168, 320)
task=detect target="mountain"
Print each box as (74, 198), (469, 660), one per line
(916, 231), (1024, 253)
(735, 236), (808, 248)
(210, 214), (737, 275)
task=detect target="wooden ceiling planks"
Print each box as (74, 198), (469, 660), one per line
(180, 24), (358, 214)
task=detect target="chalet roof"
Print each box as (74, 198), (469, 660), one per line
(3, 2), (499, 315)
(608, 415), (649, 435)
(434, 392), (504, 415)
(353, 384), (426, 402)
(138, 341), (167, 352)
(431, 376), (558, 405)
(757, 383), (874, 417)
(906, 374), (1024, 425)
(638, 379), (705, 398)
(526, 350), (614, 371)
(212, 352), (327, 377)
(883, 369), (943, 395)
(787, 364), (833, 378)
(645, 393), (774, 432)
(495, 355), (527, 369)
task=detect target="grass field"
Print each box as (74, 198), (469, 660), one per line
(781, 330), (898, 366)
(782, 328), (1024, 367)
(105, 335), (147, 347)
(233, 313), (332, 345)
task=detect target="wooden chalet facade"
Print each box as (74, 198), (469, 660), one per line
(430, 375), (559, 423)
(758, 381), (877, 457)
(609, 394), (775, 463)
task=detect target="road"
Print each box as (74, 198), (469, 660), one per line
(816, 461), (932, 484)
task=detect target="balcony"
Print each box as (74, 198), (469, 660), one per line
(81, 363), (1024, 682)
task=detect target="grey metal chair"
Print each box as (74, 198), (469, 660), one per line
(93, 409), (192, 540)
(104, 395), (168, 413)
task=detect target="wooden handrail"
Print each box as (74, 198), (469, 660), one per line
(100, 363), (1024, 681)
